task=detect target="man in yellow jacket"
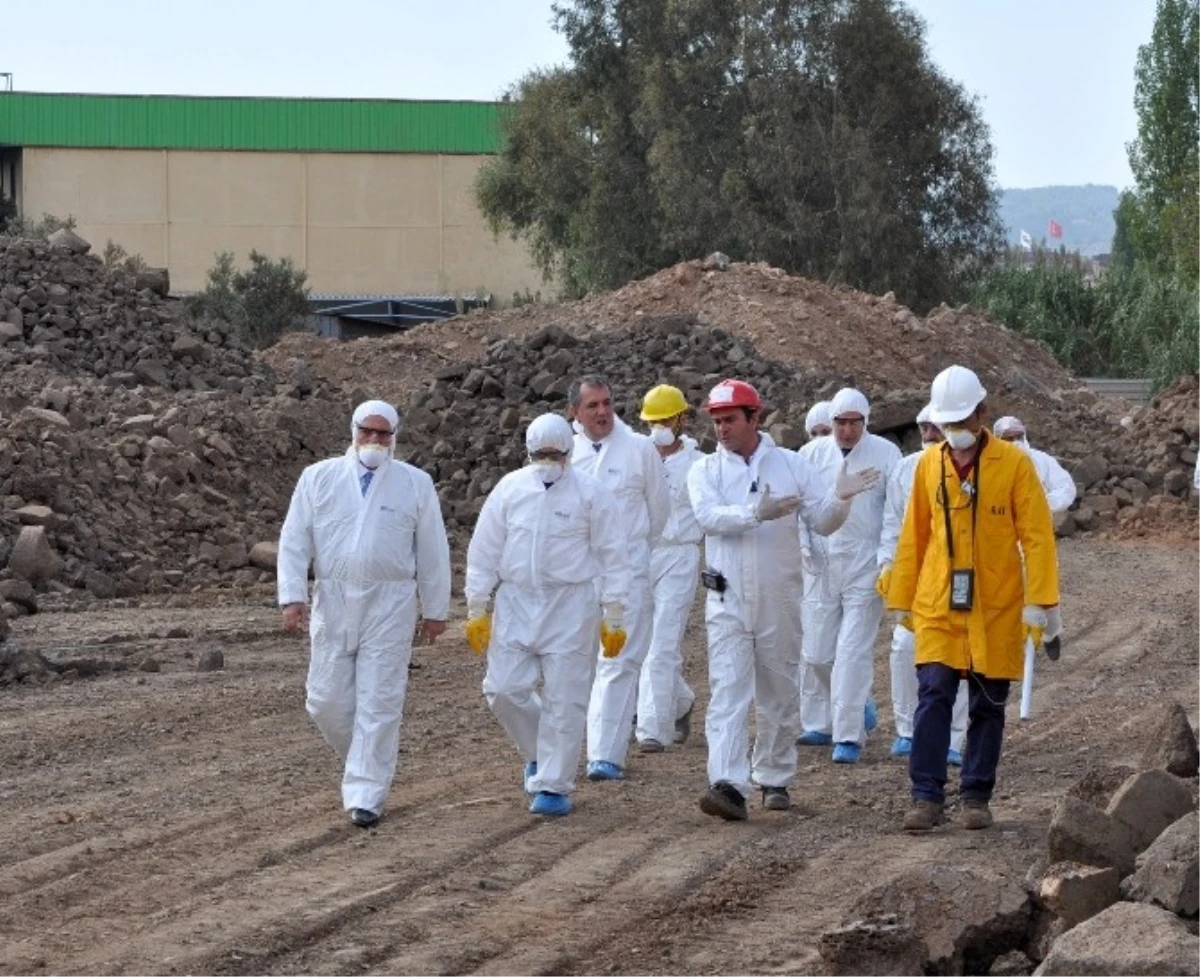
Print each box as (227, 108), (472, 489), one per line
(886, 365), (1059, 832)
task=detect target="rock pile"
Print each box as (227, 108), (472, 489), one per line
(817, 701), (1200, 976)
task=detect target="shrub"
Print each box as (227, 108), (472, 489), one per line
(185, 250), (310, 349)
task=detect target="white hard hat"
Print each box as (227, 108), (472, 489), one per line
(526, 413), (574, 454)
(916, 404), (932, 425)
(805, 400), (832, 435)
(928, 366), (986, 425)
(830, 387), (870, 423)
(993, 415), (1025, 438)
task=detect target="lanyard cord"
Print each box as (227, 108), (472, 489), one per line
(940, 440), (982, 562)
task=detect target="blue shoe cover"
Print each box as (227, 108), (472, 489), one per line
(796, 730), (833, 746)
(864, 699), (878, 733)
(832, 742), (861, 764)
(586, 760), (624, 781)
(947, 748), (963, 767)
(523, 761), (538, 794)
(529, 791), (573, 816)
(890, 736), (913, 757)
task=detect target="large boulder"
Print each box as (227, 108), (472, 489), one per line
(1105, 769), (1197, 853)
(1141, 702), (1200, 778)
(1037, 862), (1120, 929)
(817, 915), (925, 976)
(1047, 796), (1137, 877)
(1033, 902), (1199, 976)
(1121, 811), (1200, 918)
(7, 525), (63, 586)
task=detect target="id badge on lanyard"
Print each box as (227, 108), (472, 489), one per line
(941, 449), (980, 611)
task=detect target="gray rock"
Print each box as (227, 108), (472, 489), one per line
(1033, 902), (1198, 976)
(15, 406), (70, 429)
(84, 569), (117, 600)
(1047, 795), (1137, 877)
(135, 267), (170, 296)
(15, 505), (58, 528)
(818, 915), (926, 976)
(1071, 454), (1108, 490)
(769, 423), (804, 450)
(847, 866), (1031, 975)
(248, 541), (278, 570)
(1106, 769), (1197, 853)
(196, 648), (224, 672)
(1053, 510), (1076, 537)
(47, 228), (91, 254)
(7, 526), (63, 586)
(0, 579), (38, 614)
(1037, 862), (1119, 928)
(1142, 701), (1200, 778)
(0, 320), (22, 343)
(1121, 811), (1200, 918)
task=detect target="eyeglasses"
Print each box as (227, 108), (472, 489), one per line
(833, 417), (865, 427)
(355, 424), (395, 441)
(530, 451), (567, 462)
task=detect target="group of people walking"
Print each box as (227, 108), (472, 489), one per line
(278, 363), (1070, 832)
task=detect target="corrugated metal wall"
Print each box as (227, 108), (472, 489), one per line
(0, 92), (505, 154)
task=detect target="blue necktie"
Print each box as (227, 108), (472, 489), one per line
(360, 470), (373, 496)
(592, 442), (603, 452)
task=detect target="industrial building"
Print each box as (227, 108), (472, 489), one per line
(0, 92), (544, 316)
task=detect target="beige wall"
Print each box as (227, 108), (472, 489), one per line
(19, 147), (545, 304)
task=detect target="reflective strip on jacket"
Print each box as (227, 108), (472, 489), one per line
(887, 435), (1059, 680)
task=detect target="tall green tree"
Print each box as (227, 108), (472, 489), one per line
(1113, 0), (1199, 284)
(476, 0), (1003, 310)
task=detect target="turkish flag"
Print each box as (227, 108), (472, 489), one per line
(1048, 219), (1063, 239)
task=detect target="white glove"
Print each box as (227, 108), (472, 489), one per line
(835, 460), (881, 501)
(756, 485), (803, 522)
(1022, 605), (1048, 629)
(1044, 605), (1062, 640)
(602, 602), (624, 630)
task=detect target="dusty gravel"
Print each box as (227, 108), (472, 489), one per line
(0, 536), (1195, 976)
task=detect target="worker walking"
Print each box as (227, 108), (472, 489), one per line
(464, 414), (629, 817)
(688, 379), (880, 820)
(636, 384), (705, 753)
(796, 388), (901, 763)
(569, 375), (671, 782)
(888, 366), (1060, 832)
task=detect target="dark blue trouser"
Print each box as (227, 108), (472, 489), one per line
(910, 662), (1010, 805)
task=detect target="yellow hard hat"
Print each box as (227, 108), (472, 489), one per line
(640, 384), (689, 422)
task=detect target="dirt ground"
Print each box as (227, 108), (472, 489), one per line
(0, 535), (1195, 977)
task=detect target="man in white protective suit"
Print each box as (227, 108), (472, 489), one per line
(877, 406), (968, 763)
(569, 375), (671, 782)
(635, 384), (706, 754)
(278, 400), (451, 828)
(464, 414), (630, 818)
(797, 387), (901, 764)
(992, 416), (1077, 515)
(687, 379), (880, 821)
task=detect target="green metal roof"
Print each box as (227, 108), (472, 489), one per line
(0, 92), (506, 154)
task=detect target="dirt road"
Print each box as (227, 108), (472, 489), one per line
(0, 537), (1195, 976)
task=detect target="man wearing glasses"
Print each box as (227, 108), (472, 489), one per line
(278, 400), (451, 829)
(888, 367), (1059, 832)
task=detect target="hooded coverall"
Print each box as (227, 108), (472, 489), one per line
(278, 447), (451, 815)
(572, 418), (670, 768)
(687, 432), (851, 797)
(466, 465), (629, 796)
(800, 432), (901, 746)
(636, 434), (705, 747)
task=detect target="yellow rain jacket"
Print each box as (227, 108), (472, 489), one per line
(887, 433), (1059, 680)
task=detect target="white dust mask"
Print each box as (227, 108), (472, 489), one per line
(650, 425), (677, 447)
(531, 458), (566, 485)
(357, 444), (389, 469)
(943, 428), (977, 451)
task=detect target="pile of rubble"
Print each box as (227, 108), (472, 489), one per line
(0, 231), (352, 624)
(818, 702), (1200, 976)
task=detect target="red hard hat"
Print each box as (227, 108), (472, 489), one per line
(702, 379), (763, 412)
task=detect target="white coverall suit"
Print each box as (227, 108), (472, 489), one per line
(879, 448), (968, 748)
(466, 465), (629, 796)
(278, 448), (451, 815)
(1021, 442), (1077, 514)
(800, 432), (901, 745)
(636, 435), (705, 746)
(687, 432), (851, 796)
(797, 435), (838, 734)
(572, 418), (670, 768)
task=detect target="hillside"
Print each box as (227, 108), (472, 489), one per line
(1000, 184), (1120, 256)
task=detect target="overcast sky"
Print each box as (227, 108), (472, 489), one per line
(1, 1), (1156, 189)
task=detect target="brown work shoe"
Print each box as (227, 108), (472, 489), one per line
(902, 799), (945, 832)
(961, 800), (994, 830)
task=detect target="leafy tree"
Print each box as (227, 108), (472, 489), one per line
(185, 250), (310, 349)
(476, 0), (1003, 311)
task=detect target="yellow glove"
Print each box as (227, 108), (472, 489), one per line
(600, 622), (627, 658)
(1022, 605), (1047, 651)
(875, 566), (892, 599)
(464, 614), (491, 655)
